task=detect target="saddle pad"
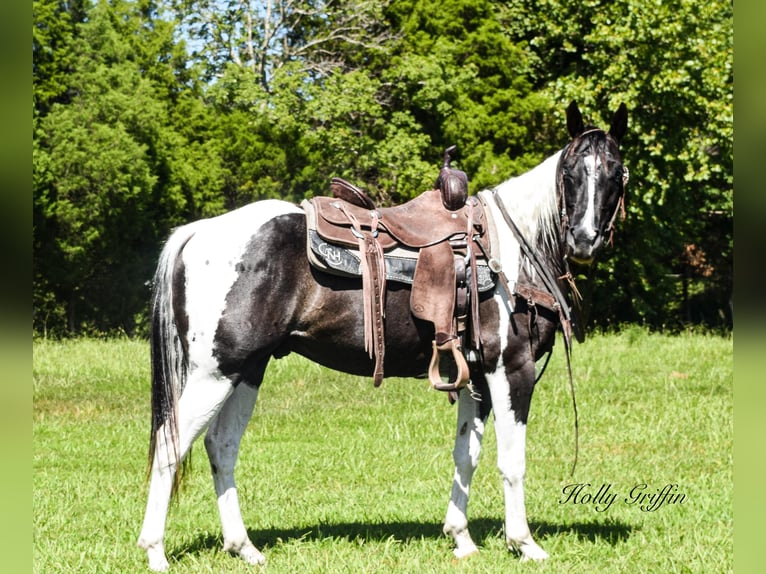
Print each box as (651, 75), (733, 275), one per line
(307, 229), (496, 292)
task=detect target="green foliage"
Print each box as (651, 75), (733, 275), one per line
(33, 0), (226, 335)
(502, 0), (733, 329)
(32, 0), (732, 335)
(33, 0), (77, 114)
(299, 67), (433, 202)
(385, 0), (554, 191)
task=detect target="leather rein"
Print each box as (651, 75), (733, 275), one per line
(485, 129), (626, 477)
(489, 182), (583, 475)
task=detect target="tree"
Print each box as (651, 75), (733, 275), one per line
(33, 0), (88, 115)
(384, 0), (554, 194)
(33, 0), (225, 334)
(503, 0), (733, 328)
(167, 0), (392, 87)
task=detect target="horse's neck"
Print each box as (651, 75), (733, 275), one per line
(489, 150), (562, 250)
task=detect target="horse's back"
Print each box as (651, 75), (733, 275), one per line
(179, 199), (303, 281)
(180, 200), (301, 250)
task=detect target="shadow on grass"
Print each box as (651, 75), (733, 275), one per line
(173, 516), (633, 559)
(532, 518), (634, 545)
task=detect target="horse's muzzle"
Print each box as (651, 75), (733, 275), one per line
(566, 228), (604, 265)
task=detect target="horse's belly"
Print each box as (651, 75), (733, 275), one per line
(283, 284), (434, 379)
(287, 336), (432, 380)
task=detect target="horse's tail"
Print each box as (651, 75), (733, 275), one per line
(146, 222), (197, 489)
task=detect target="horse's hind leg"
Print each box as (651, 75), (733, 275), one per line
(443, 384), (489, 558)
(138, 373), (235, 572)
(204, 377), (264, 565)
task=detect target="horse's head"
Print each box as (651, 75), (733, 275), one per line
(559, 101), (628, 266)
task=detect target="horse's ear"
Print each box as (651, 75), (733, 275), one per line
(609, 103), (628, 142)
(566, 101), (584, 138)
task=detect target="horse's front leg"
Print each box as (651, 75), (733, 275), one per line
(486, 363), (549, 561)
(443, 384), (489, 558)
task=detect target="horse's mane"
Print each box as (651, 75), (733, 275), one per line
(490, 150), (562, 255)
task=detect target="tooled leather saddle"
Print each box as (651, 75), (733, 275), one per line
(302, 147), (490, 392)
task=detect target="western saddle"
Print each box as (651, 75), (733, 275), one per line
(303, 147), (490, 392)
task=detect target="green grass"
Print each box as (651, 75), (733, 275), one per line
(33, 330), (732, 573)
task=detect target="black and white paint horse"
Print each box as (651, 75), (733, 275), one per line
(138, 102), (628, 570)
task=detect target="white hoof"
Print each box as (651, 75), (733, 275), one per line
(139, 542), (170, 572)
(237, 543), (266, 566)
(446, 526), (479, 560)
(452, 544), (479, 560)
(518, 541), (549, 562)
(224, 539), (266, 566)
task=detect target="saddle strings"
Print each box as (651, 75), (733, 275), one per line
(335, 202), (386, 386)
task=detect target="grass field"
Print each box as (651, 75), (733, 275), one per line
(33, 329), (732, 573)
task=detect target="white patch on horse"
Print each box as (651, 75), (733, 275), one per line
(490, 152), (560, 247)
(483, 293), (548, 561)
(582, 153), (601, 240)
(479, 150), (561, 294)
(182, 200), (303, 373)
(443, 287), (510, 559)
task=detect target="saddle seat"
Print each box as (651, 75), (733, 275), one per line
(312, 187), (484, 251)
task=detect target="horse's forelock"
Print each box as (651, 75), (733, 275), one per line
(570, 128), (620, 161)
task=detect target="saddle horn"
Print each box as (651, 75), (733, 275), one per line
(435, 145), (469, 211)
(442, 145), (457, 168)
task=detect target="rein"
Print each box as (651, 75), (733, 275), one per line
(489, 188), (580, 477)
(475, 132), (628, 476)
(489, 189), (575, 338)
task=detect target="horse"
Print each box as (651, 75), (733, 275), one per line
(137, 101), (628, 571)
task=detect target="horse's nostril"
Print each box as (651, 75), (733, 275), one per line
(591, 234), (603, 250)
(566, 228), (577, 248)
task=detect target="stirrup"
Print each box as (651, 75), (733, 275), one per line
(427, 337), (470, 392)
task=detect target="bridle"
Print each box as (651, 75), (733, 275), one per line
(556, 129), (629, 251)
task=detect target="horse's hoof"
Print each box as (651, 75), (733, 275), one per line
(142, 545), (170, 572)
(138, 538), (170, 572)
(225, 540), (266, 566)
(238, 544), (266, 566)
(452, 545), (479, 561)
(519, 543), (549, 562)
